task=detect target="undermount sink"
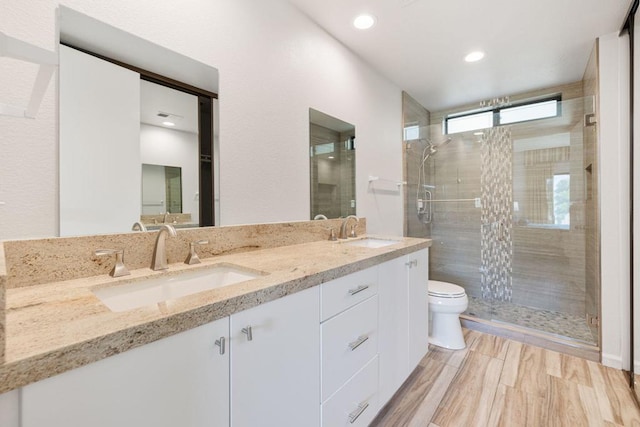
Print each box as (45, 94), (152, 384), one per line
(342, 238), (399, 249)
(93, 264), (265, 312)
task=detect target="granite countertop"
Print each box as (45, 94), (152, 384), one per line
(0, 235), (430, 394)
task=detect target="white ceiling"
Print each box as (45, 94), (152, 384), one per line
(287, 0), (631, 111)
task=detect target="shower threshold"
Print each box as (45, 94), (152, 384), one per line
(460, 314), (600, 362)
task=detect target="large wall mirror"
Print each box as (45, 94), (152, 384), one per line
(309, 109), (356, 219)
(58, 7), (219, 236)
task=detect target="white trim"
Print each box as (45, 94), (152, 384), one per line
(599, 32), (631, 370)
(602, 353), (624, 370)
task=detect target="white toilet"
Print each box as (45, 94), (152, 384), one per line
(428, 280), (468, 350)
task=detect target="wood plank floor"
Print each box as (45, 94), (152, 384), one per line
(370, 329), (640, 426)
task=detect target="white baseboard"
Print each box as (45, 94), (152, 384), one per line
(602, 353), (624, 369)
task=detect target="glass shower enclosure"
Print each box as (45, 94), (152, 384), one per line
(403, 93), (600, 347)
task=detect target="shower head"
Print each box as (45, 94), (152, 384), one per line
(426, 137), (451, 155)
(436, 137), (452, 147)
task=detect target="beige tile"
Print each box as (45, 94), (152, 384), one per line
(546, 376), (589, 426)
(558, 352), (592, 387)
(407, 364), (458, 427)
(545, 348), (562, 378)
(377, 332), (640, 427)
(578, 383), (604, 427)
(488, 384), (547, 427)
(513, 344), (549, 398)
(470, 332), (509, 360)
(499, 340), (523, 387)
(432, 351), (503, 426)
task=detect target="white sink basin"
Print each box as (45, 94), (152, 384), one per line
(343, 238), (399, 248)
(93, 264), (264, 312)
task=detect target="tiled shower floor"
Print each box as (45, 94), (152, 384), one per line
(465, 296), (597, 345)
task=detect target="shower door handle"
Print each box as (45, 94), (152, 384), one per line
(425, 190), (432, 224)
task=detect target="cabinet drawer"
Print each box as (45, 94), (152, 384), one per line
(321, 266), (377, 321)
(321, 355), (379, 427)
(321, 295), (378, 401)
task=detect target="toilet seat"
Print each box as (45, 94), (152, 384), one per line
(428, 280), (466, 298)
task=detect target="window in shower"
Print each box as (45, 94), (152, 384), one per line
(445, 110), (493, 134)
(500, 99), (560, 125)
(444, 96), (561, 134)
(404, 124), (420, 140)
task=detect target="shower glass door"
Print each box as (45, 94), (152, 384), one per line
(404, 94), (599, 346)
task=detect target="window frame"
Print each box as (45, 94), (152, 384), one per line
(444, 95), (562, 135)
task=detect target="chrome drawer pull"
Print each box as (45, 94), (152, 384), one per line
(348, 335), (369, 351)
(348, 284), (369, 296)
(348, 402), (370, 424)
(215, 337), (226, 355)
(242, 326), (253, 341)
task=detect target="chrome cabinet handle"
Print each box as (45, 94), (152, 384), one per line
(242, 326), (253, 341)
(215, 337), (225, 355)
(348, 284), (369, 296)
(348, 335), (369, 351)
(405, 259), (418, 268)
(348, 402), (370, 424)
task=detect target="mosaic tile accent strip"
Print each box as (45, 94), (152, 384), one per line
(480, 126), (513, 302)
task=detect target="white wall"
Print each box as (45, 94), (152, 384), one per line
(599, 32), (631, 369)
(140, 124), (199, 223)
(1, 0), (404, 239)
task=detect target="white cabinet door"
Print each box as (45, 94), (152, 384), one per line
(408, 248), (429, 371)
(377, 256), (409, 405)
(230, 286), (320, 427)
(22, 317), (230, 427)
(378, 249), (430, 406)
(0, 390), (19, 427)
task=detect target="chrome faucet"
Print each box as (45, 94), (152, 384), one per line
(151, 224), (177, 270)
(339, 215), (359, 239)
(131, 221), (147, 232)
(185, 239), (209, 265)
(163, 211), (171, 224)
(95, 248), (130, 277)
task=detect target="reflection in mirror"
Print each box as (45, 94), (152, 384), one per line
(139, 80), (199, 228)
(58, 6), (217, 237)
(309, 109), (356, 219)
(141, 165), (183, 214)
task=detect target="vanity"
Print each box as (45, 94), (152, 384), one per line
(0, 219), (430, 427)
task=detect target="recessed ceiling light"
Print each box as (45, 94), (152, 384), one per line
(353, 14), (376, 30)
(162, 121), (175, 127)
(328, 156), (335, 159)
(464, 51), (485, 63)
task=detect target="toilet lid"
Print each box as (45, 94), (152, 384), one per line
(428, 280), (466, 298)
